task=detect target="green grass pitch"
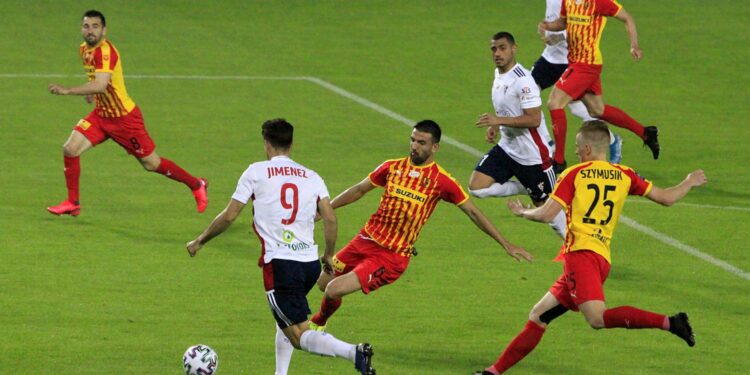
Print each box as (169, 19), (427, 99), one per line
(1, 1), (748, 373)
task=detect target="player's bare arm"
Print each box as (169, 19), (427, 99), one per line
(49, 72), (111, 96)
(507, 197), (564, 224)
(540, 17), (566, 32)
(476, 106), (542, 129)
(317, 197), (337, 274)
(646, 170), (707, 206)
(614, 8), (642, 61)
(186, 198), (246, 257)
(458, 200), (533, 262)
(330, 177), (376, 209)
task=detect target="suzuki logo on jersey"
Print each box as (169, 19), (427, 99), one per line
(389, 183), (427, 205)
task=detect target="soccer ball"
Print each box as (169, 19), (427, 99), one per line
(183, 344), (218, 375)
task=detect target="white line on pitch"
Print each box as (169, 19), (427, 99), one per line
(5, 71), (748, 280)
(626, 199), (750, 212)
(305, 76), (750, 282)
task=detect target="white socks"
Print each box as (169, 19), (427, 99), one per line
(275, 325), (294, 375)
(469, 180), (525, 198)
(299, 330), (356, 362)
(549, 210), (568, 239)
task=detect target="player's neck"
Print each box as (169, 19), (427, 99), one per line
(497, 60), (517, 74)
(266, 150), (290, 160)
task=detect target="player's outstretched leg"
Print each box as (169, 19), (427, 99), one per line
(668, 312), (696, 347)
(146, 154), (208, 212)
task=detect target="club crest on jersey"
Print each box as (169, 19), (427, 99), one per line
(420, 176), (432, 188)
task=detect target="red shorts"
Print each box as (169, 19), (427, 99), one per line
(555, 63), (603, 100)
(331, 230), (410, 294)
(74, 106), (156, 157)
(549, 250), (611, 311)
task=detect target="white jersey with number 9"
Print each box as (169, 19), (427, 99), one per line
(232, 155), (330, 264)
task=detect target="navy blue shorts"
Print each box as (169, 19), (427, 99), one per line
(474, 145), (556, 202)
(262, 258), (321, 329)
(531, 56), (569, 90)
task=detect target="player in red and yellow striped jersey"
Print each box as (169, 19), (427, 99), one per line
(46, 10), (207, 217)
(539, 0), (661, 174)
(473, 121), (705, 375)
(309, 120), (532, 329)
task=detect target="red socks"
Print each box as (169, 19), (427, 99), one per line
(549, 109), (568, 164)
(599, 105), (646, 139)
(310, 298), (342, 326)
(603, 306), (669, 330)
(155, 157), (201, 190)
(490, 321), (546, 374)
(64, 156), (80, 203)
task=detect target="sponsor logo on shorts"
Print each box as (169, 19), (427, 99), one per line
(76, 119), (92, 130)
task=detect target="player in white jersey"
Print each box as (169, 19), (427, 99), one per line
(532, 0), (623, 170)
(186, 119), (375, 375)
(470, 32), (567, 238)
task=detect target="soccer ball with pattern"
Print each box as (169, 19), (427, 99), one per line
(183, 344), (218, 375)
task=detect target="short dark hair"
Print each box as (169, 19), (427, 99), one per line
(413, 119), (441, 143)
(492, 31), (515, 45)
(82, 10), (106, 26)
(262, 118), (294, 149)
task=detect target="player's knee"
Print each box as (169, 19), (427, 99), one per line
(587, 106), (604, 118)
(468, 188), (487, 198)
(324, 283), (342, 300)
(62, 143), (79, 157)
(140, 157), (160, 171)
(584, 314), (605, 329)
(287, 333), (302, 349)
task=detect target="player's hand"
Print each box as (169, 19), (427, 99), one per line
(186, 239), (203, 257)
(320, 254), (335, 274)
(504, 243), (534, 262)
(630, 46), (643, 61)
(685, 169), (708, 187)
(507, 198), (531, 217)
(538, 21), (548, 33)
(476, 113), (502, 128)
(485, 126), (499, 143)
(48, 84), (69, 95)
(85, 94), (94, 104)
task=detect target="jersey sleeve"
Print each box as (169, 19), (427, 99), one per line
(518, 76), (543, 109)
(368, 160), (393, 187)
(623, 168), (653, 196)
(550, 167), (577, 208)
(93, 44), (118, 73)
(438, 174), (470, 205)
(596, 0), (622, 17)
(560, 0), (568, 17)
(315, 173), (331, 201)
(231, 165), (256, 204)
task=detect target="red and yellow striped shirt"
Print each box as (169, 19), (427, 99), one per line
(364, 157), (469, 255)
(80, 39), (136, 118)
(551, 160), (652, 263)
(561, 0), (622, 65)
